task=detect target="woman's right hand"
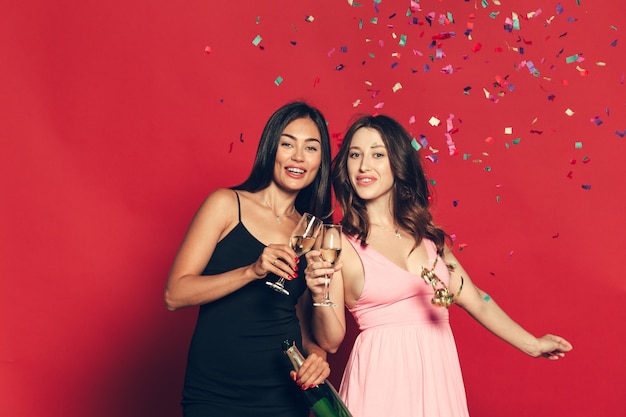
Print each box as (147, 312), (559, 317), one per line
(251, 244), (299, 281)
(304, 250), (342, 299)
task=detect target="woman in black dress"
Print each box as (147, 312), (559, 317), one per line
(165, 101), (333, 417)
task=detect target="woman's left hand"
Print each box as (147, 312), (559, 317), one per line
(537, 334), (573, 360)
(290, 352), (331, 389)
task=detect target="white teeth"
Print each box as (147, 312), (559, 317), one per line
(360, 178), (372, 183)
(287, 168), (305, 174)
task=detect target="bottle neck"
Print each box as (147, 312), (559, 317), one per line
(284, 341), (305, 370)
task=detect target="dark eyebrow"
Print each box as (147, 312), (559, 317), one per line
(281, 133), (321, 143)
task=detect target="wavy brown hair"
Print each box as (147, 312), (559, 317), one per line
(332, 114), (449, 256)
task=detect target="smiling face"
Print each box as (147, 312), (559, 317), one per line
(346, 127), (395, 203)
(273, 117), (322, 192)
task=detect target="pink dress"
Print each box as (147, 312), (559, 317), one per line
(339, 236), (470, 417)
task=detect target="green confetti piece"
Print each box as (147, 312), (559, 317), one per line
(575, 141), (583, 148)
(489, 11), (500, 18)
(483, 295), (492, 302)
(369, 53), (375, 58)
(447, 12), (454, 23)
(463, 153), (471, 160)
(496, 196), (501, 203)
(256, 16), (260, 24)
(512, 138), (521, 145)
(505, 143), (510, 149)
(274, 76), (283, 86)
(370, 17), (378, 24)
(484, 166), (492, 172)
(429, 179), (437, 186)
(566, 54), (579, 63)
(252, 35), (262, 46)
(359, 19), (363, 29)
(411, 138), (422, 151)
(406, 8), (411, 17)
(482, 0), (488, 7)
(399, 34), (407, 46)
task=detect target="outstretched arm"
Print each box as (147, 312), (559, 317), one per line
(446, 248), (573, 359)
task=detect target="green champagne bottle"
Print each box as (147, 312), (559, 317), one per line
(283, 340), (354, 417)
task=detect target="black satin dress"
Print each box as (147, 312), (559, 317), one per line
(181, 191), (309, 417)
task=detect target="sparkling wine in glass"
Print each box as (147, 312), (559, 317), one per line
(313, 224), (342, 307)
(266, 212), (323, 295)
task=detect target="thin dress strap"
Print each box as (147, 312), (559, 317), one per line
(232, 190), (242, 222)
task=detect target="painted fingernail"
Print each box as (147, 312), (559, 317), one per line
(294, 264), (299, 271)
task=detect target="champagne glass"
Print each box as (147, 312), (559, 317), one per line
(313, 224), (342, 307)
(266, 212), (323, 295)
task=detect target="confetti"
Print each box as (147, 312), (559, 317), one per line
(274, 76), (283, 86)
(204, 46), (212, 54)
(428, 116), (441, 127)
(252, 35), (262, 46)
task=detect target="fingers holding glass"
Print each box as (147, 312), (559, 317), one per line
(266, 213), (322, 295)
(313, 224), (342, 307)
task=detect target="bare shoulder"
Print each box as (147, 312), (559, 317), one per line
(193, 188), (239, 233)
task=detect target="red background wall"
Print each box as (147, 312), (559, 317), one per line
(2, 1), (625, 416)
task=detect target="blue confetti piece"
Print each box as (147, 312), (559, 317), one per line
(581, 184), (592, 190)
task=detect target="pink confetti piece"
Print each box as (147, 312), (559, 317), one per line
(445, 114), (458, 156)
(204, 46), (212, 54)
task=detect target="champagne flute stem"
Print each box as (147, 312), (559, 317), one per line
(322, 275), (330, 302)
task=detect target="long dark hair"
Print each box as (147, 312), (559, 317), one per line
(234, 101), (332, 219)
(332, 114), (449, 256)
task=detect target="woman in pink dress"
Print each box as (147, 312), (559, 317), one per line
(304, 114), (573, 417)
